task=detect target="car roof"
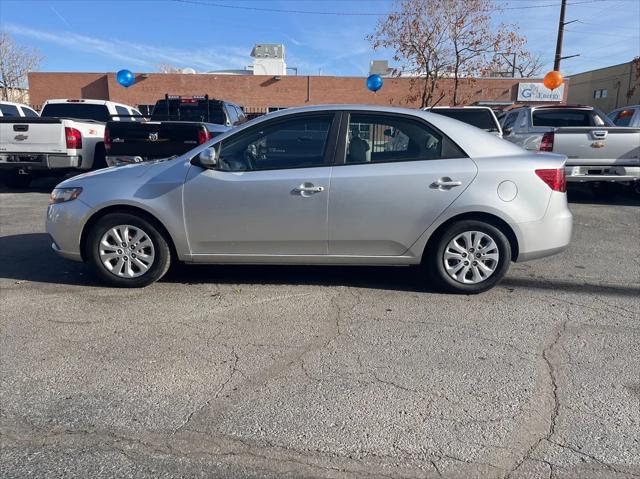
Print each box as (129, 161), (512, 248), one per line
(428, 106), (493, 110)
(44, 99), (134, 109)
(0, 100), (33, 108)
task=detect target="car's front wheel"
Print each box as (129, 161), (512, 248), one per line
(426, 220), (511, 294)
(86, 213), (171, 287)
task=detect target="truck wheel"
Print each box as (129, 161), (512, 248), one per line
(1, 172), (31, 189)
(589, 182), (617, 200)
(425, 220), (511, 294)
(86, 213), (171, 287)
(92, 144), (107, 170)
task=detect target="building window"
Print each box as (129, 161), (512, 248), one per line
(593, 89), (608, 99)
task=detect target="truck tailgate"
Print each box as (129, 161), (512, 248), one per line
(107, 121), (205, 159)
(0, 118), (66, 154)
(553, 127), (640, 166)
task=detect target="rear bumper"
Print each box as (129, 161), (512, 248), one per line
(0, 153), (82, 171)
(515, 192), (573, 262)
(565, 165), (640, 183)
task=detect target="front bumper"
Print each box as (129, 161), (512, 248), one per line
(46, 199), (92, 262)
(515, 191), (573, 262)
(565, 165), (640, 183)
(0, 153), (82, 171)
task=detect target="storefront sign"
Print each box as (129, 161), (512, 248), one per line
(517, 82), (564, 102)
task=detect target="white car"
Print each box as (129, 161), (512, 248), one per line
(0, 99), (140, 188)
(427, 106), (503, 137)
(0, 101), (39, 118)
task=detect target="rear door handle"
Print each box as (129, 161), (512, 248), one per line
(431, 177), (462, 190)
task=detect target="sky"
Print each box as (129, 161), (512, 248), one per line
(0, 0), (638, 77)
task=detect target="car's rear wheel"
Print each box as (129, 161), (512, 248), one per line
(86, 213), (171, 287)
(426, 220), (511, 294)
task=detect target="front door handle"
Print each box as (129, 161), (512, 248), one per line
(293, 182), (325, 197)
(431, 177), (462, 190)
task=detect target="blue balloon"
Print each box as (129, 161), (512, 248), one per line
(366, 74), (383, 92)
(116, 69), (135, 88)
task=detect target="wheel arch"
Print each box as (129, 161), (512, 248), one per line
(422, 212), (520, 262)
(80, 205), (178, 262)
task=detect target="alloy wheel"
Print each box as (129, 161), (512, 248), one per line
(443, 230), (500, 284)
(98, 224), (155, 278)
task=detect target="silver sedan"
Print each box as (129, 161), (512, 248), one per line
(47, 105), (572, 293)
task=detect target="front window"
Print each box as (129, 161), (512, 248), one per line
(218, 114), (333, 171)
(345, 113), (464, 164)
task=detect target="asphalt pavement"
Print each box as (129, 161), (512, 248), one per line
(1, 182), (639, 479)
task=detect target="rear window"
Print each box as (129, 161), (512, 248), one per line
(0, 104), (20, 117)
(151, 99), (226, 124)
(432, 109), (499, 131)
(41, 103), (109, 122)
(532, 109), (607, 127)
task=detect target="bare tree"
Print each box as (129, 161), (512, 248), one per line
(368, 0), (534, 106)
(501, 51), (545, 78)
(367, 0), (451, 108)
(444, 0), (527, 104)
(0, 31), (42, 103)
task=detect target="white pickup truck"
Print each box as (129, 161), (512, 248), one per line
(500, 105), (640, 196)
(0, 99), (141, 188)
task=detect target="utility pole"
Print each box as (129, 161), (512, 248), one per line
(553, 0), (567, 71)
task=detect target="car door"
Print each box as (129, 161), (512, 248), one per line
(328, 112), (477, 256)
(183, 112), (339, 257)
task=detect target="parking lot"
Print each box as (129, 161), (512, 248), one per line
(1, 182), (639, 478)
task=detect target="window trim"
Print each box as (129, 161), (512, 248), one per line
(214, 111), (341, 173)
(333, 110), (468, 167)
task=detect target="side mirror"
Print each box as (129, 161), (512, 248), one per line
(503, 127), (513, 136)
(194, 147), (217, 169)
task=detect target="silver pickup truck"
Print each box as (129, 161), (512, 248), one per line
(500, 105), (640, 195)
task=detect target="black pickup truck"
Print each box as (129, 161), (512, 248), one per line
(104, 95), (246, 166)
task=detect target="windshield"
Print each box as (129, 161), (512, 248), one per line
(151, 99), (226, 123)
(432, 109), (499, 131)
(41, 103), (109, 122)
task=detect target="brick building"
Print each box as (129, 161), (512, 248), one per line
(28, 72), (568, 113)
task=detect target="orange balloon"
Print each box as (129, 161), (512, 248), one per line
(543, 70), (564, 90)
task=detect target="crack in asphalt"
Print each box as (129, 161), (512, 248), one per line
(504, 320), (567, 478)
(171, 345), (240, 435)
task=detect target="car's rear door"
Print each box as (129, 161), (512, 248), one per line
(183, 112), (340, 257)
(328, 111), (477, 256)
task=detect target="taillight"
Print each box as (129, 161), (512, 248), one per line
(104, 127), (111, 151)
(540, 132), (554, 152)
(65, 127), (82, 149)
(198, 128), (213, 144)
(535, 168), (566, 192)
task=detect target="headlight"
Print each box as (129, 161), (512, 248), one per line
(50, 187), (83, 204)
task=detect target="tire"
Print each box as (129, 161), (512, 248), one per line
(425, 220), (511, 294)
(1, 171), (32, 189)
(86, 213), (171, 287)
(92, 144), (107, 170)
(589, 182), (617, 200)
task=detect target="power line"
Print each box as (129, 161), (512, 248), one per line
(170, 0), (611, 16)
